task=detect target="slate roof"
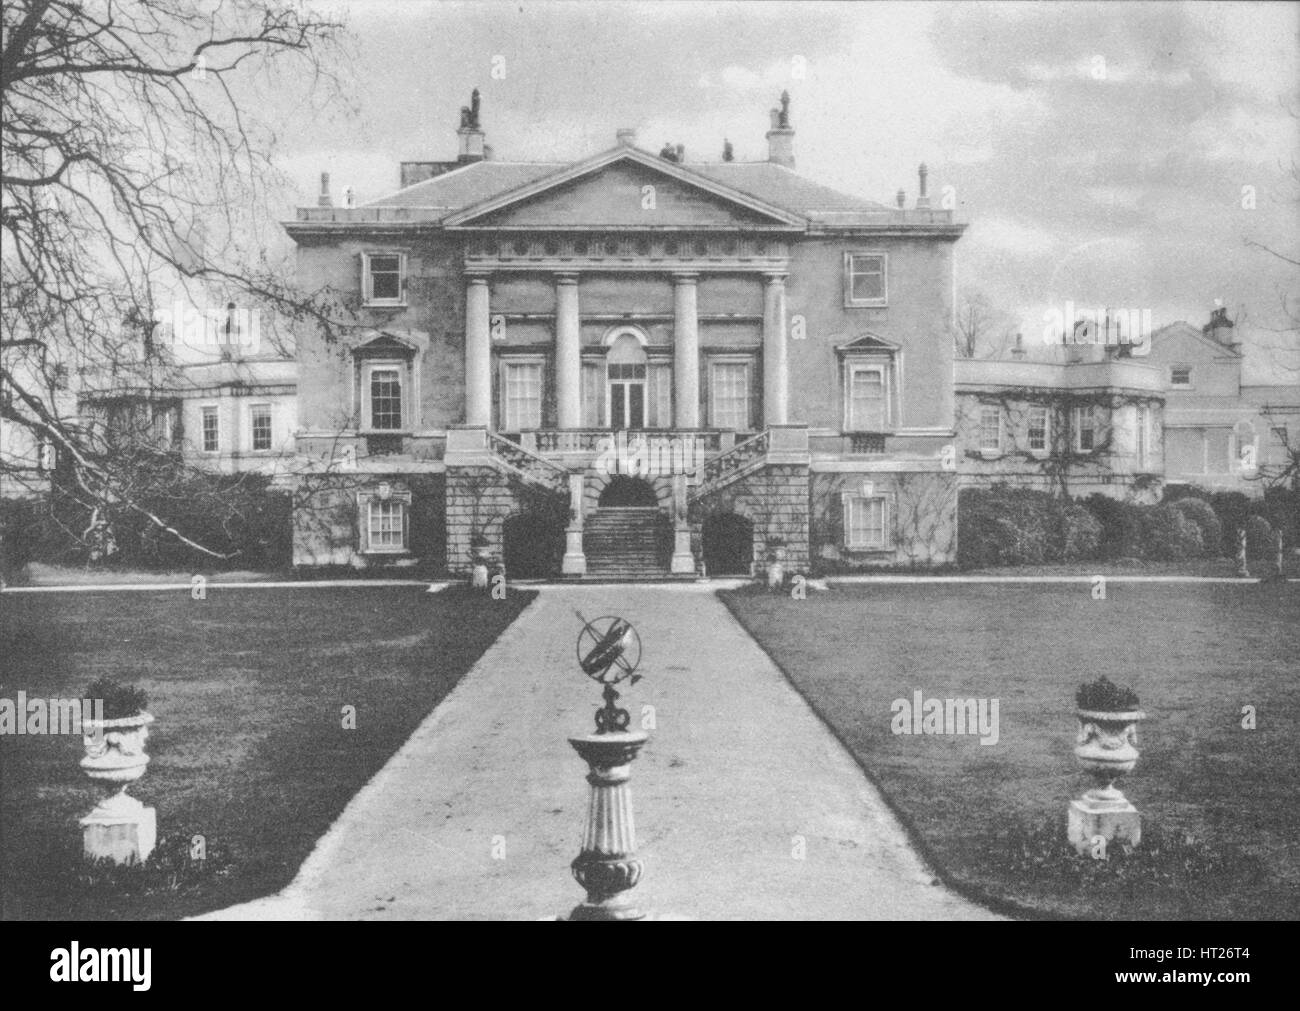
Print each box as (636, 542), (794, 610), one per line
(362, 153), (888, 222)
(367, 162), (564, 212)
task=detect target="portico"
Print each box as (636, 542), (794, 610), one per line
(461, 260), (789, 436)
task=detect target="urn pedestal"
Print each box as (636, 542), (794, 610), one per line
(566, 731), (647, 922)
(79, 713), (156, 865)
(1068, 709), (1144, 853)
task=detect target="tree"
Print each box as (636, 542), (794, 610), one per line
(951, 288), (1017, 359)
(1, 0), (347, 560)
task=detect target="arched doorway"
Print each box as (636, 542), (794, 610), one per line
(702, 513), (753, 575)
(503, 511), (564, 579)
(598, 475), (659, 508)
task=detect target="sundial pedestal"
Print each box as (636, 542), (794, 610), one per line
(566, 730), (648, 922)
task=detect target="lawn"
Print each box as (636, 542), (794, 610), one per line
(721, 581), (1300, 920)
(0, 584), (534, 920)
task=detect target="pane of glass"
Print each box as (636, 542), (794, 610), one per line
(850, 370), (885, 430)
(370, 269), (400, 300)
(850, 257), (883, 301)
(252, 408), (272, 450)
(611, 384), (626, 428)
(979, 407), (1000, 449)
(629, 383), (645, 430)
(371, 369), (402, 429)
(712, 363), (749, 430)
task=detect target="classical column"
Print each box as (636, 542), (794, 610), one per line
(673, 272), (700, 429)
(763, 272), (789, 426)
(465, 274), (492, 427)
(555, 273), (581, 429)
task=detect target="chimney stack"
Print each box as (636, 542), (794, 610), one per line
(1203, 305), (1236, 346)
(317, 172), (332, 208)
(1010, 333), (1025, 359)
(916, 163), (930, 209)
(765, 90), (795, 169)
(457, 87), (486, 164)
(896, 189), (906, 209)
(616, 128), (637, 147)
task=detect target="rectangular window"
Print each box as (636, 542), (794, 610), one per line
(363, 253), (405, 305)
(504, 361), (543, 431)
(845, 495), (890, 550)
(581, 362), (605, 427)
(370, 368), (403, 430)
(710, 361), (751, 431)
(848, 366), (887, 431)
(1171, 366), (1192, 386)
(845, 253), (886, 306)
(367, 500), (407, 551)
(1073, 406), (1097, 452)
(251, 405), (272, 452)
(978, 405), (1002, 451)
(201, 406), (219, 453)
(646, 363), (673, 429)
(1028, 405), (1049, 452)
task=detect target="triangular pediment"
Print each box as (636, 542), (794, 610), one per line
(443, 148), (804, 230)
(350, 332), (419, 357)
(836, 332), (900, 354)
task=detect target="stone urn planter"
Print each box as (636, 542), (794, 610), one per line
(79, 679), (156, 865)
(765, 540), (787, 591)
(1068, 677), (1145, 853)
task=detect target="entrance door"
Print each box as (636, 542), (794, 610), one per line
(702, 513), (754, 575)
(607, 334), (647, 430)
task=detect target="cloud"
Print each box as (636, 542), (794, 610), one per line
(970, 217), (1059, 256)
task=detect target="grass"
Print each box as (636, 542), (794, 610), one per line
(0, 584), (534, 920)
(720, 581), (1300, 920)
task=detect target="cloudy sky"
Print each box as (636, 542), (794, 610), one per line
(275, 1), (1298, 379)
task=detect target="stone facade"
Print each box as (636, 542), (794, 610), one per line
(284, 94), (965, 576)
(1148, 311), (1300, 495)
(955, 353), (1166, 503)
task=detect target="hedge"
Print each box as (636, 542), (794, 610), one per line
(1, 472), (292, 575)
(958, 487), (1099, 568)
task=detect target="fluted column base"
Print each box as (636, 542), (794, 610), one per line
(566, 731), (648, 922)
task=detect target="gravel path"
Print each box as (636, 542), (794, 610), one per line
(197, 585), (1001, 920)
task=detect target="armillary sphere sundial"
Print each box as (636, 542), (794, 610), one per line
(566, 610), (650, 921)
(575, 611), (642, 734)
